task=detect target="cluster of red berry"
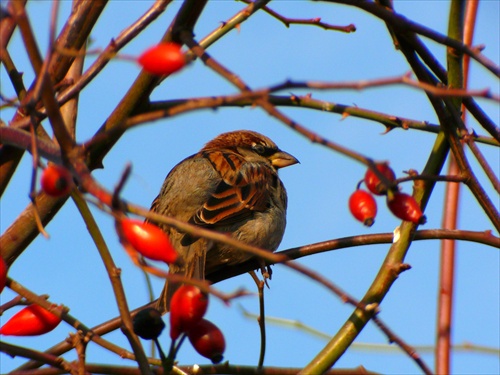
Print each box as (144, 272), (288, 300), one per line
(349, 163), (426, 226)
(168, 285), (225, 363)
(133, 285), (225, 365)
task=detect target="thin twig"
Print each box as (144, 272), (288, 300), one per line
(122, 94), (499, 146)
(372, 316), (433, 375)
(239, 310), (500, 356)
(249, 271), (267, 370)
(208, 229), (500, 284)
(239, 0), (356, 32)
(465, 134), (500, 194)
(463, 97), (500, 142)
(27, 113), (49, 238)
(394, 25), (500, 142)
(268, 74), (498, 101)
(0, 341), (78, 374)
(329, 0), (500, 77)
(6, 277), (136, 364)
(70, 191), (152, 375)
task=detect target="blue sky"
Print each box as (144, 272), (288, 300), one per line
(1, 1), (499, 374)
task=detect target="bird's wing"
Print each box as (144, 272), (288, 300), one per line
(192, 149), (276, 227)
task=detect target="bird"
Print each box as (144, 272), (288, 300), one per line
(148, 130), (299, 313)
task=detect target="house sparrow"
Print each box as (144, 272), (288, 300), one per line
(149, 130), (298, 313)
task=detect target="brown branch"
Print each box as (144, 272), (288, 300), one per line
(440, 96), (500, 232)
(6, 278), (136, 363)
(10, 0), (43, 74)
(0, 341), (77, 374)
(47, 0), (108, 85)
(16, 0), (76, 157)
(465, 134), (500, 193)
(171, 39), (386, 170)
(7, 363), (381, 375)
(180, 32), (250, 91)
(0, 45), (27, 100)
(6, 0), (173, 133)
(208, 229), (500, 283)
(0, 126), (62, 163)
(390, 25), (500, 143)
(239, 0), (356, 33)
(267, 74), (498, 101)
(372, 316), (433, 375)
(463, 97), (500, 142)
(38, 70), (76, 155)
(436, 156), (460, 375)
(59, 37), (85, 141)
(437, 3), (472, 372)
(385, 4), (499, 234)
(394, 173), (467, 186)
(169, 0), (208, 44)
(0, 0), (106, 200)
(0, 192), (68, 265)
(125, 94), (498, 146)
(326, 0), (500, 77)
(58, 191), (151, 374)
(0, 0), (28, 50)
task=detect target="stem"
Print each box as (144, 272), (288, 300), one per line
(436, 1), (467, 373)
(436, 157), (460, 375)
(70, 191), (152, 375)
(250, 271), (267, 370)
(154, 338), (171, 375)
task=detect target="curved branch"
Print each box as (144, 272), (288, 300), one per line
(328, 0), (500, 77)
(239, 0), (356, 32)
(139, 94), (498, 146)
(207, 229), (500, 283)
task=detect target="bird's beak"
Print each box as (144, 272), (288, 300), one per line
(270, 150), (300, 169)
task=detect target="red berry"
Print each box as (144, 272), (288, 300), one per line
(137, 43), (185, 76)
(0, 257), (7, 293)
(40, 164), (72, 197)
(387, 192), (426, 224)
(364, 163), (396, 195)
(0, 304), (62, 336)
(349, 189), (377, 227)
(170, 285), (208, 340)
(188, 319), (226, 364)
(119, 219), (178, 264)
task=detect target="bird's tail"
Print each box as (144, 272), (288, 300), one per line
(156, 242), (206, 314)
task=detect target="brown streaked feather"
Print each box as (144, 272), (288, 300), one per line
(193, 150), (276, 227)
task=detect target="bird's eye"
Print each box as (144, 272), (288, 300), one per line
(252, 143), (267, 155)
